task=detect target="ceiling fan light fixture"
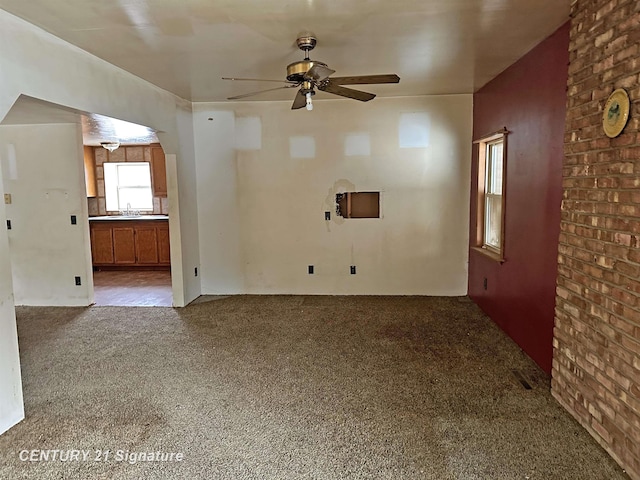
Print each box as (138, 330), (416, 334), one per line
(305, 92), (313, 111)
(100, 141), (120, 152)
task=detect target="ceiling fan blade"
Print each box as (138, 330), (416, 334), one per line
(329, 74), (400, 85)
(305, 64), (336, 82)
(223, 77), (297, 84)
(227, 84), (298, 100)
(318, 82), (376, 102)
(291, 90), (306, 110)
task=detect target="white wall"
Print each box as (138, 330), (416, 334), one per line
(194, 95), (472, 295)
(193, 110), (245, 294)
(0, 10), (203, 434)
(160, 100), (201, 306)
(0, 162), (24, 435)
(0, 124), (94, 306)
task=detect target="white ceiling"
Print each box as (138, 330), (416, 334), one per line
(0, 0), (570, 103)
(81, 113), (158, 146)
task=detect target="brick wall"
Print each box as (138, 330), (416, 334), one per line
(552, 0), (640, 478)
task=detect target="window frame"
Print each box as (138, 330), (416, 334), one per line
(104, 161), (154, 213)
(473, 129), (508, 262)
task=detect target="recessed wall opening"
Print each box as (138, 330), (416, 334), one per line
(336, 192), (380, 219)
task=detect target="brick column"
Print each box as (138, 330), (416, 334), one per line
(553, 0), (640, 478)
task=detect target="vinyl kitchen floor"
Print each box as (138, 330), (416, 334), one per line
(92, 270), (172, 307)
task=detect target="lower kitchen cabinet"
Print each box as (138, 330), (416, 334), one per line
(157, 224), (171, 264)
(113, 227), (136, 264)
(90, 226), (115, 264)
(135, 226), (159, 264)
(90, 220), (170, 269)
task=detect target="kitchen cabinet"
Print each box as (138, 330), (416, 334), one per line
(90, 219), (170, 269)
(83, 146), (97, 197)
(135, 226), (159, 264)
(157, 223), (171, 264)
(90, 224), (114, 264)
(150, 144), (167, 197)
(113, 227), (136, 264)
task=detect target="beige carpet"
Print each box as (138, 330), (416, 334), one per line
(0, 296), (628, 479)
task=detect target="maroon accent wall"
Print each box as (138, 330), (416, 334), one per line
(468, 23), (570, 374)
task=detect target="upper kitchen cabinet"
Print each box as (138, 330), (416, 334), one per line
(83, 146), (97, 197)
(150, 144), (167, 197)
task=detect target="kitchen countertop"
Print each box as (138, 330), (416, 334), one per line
(89, 215), (169, 221)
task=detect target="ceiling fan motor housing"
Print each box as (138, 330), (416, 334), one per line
(286, 60), (328, 82)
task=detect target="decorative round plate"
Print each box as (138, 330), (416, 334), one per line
(603, 88), (630, 138)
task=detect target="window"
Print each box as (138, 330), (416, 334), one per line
(475, 130), (507, 261)
(104, 162), (153, 212)
(336, 192), (380, 218)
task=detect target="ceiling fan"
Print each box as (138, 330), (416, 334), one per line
(223, 35), (400, 111)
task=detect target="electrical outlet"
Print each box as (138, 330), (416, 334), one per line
(350, 265), (356, 275)
(325, 211), (330, 220)
(75, 276), (82, 286)
(6, 220), (11, 230)
(308, 265), (314, 274)
(70, 215), (77, 225)
(3, 194), (11, 204)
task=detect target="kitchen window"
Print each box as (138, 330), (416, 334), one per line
(474, 129), (507, 261)
(104, 162), (153, 212)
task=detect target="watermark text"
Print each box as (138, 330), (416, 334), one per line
(19, 449), (184, 464)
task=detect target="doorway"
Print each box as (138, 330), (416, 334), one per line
(83, 113), (173, 307)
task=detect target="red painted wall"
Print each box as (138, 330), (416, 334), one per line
(468, 23), (570, 374)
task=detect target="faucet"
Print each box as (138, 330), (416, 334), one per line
(118, 203), (140, 217)
(125, 203), (141, 216)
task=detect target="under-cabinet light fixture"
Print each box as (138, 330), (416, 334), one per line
(100, 141), (120, 152)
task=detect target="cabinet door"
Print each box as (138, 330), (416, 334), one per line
(135, 226), (159, 264)
(84, 146), (97, 198)
(150, 146), (167, 197)
(90, 225), (114, 264)
(157, 224), (171, 265)
(113, 227), (136, 264)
